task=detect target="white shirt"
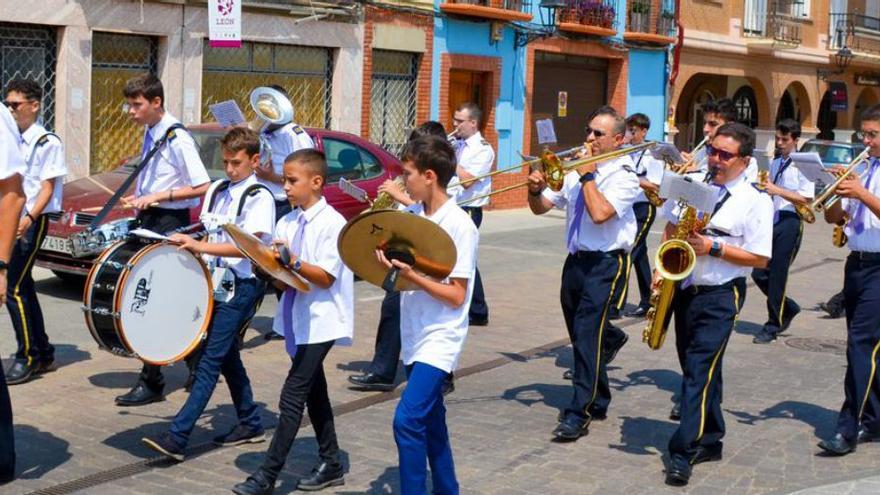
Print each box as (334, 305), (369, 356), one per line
(630, 146), (665, 204)
(400, 198), (479, 373)
(0, 105), (24, 180)
(448, 131), (495, 207)
(662, 172), (773, 285)
(261, 123), (315, 201)
(20, 123), (66, 215)
(135, 113), (210, 209)
(543, 154), (641, 252)
(273, 197), (353, 346)
(769, 155), (815, 214)
(843, 157), (880, 252)
(200, 174), (275, 279)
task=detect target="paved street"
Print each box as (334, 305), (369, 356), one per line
(1, 207), (878, 495)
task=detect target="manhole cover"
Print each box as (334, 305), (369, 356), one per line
(785, 337), (847, 355)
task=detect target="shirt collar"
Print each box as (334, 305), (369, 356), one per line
(413, 196), (456, 224)
(464, 132), (483, 147)
(147, 112), (178, 140)
(264, 122), (293, 137)
(298, 196), (328, 223)
(720, 171), (749, 197)
(227, 173), (258, 193)
(20, 123), (46, 146)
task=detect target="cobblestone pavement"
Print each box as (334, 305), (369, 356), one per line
(1, 208), (877, 495)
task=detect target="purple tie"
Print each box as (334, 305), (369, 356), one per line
(454, 139), (466, 161)
(853, 159), (879, 235)
(566, 189), (586, 255)
(282, 213), (307, 356)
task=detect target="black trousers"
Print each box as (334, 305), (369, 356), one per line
(560, 251), (626, 421)
(135, 208), (194, 392)
(5, 214), (53, 365)
(751, 211), (803, 335)
(0, 359), (13, 481)
(462, 207), (488, 321)
(835, 254), (880, 441)
(367, 291), (401, 381)
(611, 202), (655, 311)
(669, 278), (745, 462)
(260, 340), (340, 480)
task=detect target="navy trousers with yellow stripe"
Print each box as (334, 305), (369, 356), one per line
(612, 201), (656, 311)
(669, 278), (744, 461)
(5, 214), (54, 366)
(836, 254), (880, 441)
(560, 250), (625, 421)
(751, 211), (803, 335)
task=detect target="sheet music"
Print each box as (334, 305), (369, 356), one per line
(209, 100), (246, 127)
(649, 142), (684, 164)
(755, 153), (771, 172)
(535, 119), (557, 145)
(338, 177), (369, 203)
(130, 228), (171, 241)
(790, 152), (837, 185)
(659, 173), (717, 213)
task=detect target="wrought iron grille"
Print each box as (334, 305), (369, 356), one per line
(0, 23), (57, 130)
(201, 41), (334, 129)
(370, 50), (418, 157)
(90, 32), (158, 173)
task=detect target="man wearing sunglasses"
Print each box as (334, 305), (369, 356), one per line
(661, 123), (772, 486)
(751, 119), (813, 344)
(817, 104), (880, 457)
(3, 79), (66, 386)
(684, 98), (759, 183)
(526, 106), (640, 441)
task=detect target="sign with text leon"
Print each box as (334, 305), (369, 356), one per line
(209, 0), (241, 48)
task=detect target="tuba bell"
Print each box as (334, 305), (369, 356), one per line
(249, 87), (295, 167)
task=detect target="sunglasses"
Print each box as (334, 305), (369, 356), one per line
(857, 130), (880, 140)
(708, 146), (738, 162)
(3, 100), (32, 111)
(585, 127), (606, 138)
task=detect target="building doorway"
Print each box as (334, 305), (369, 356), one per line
(448, 69), (489, 133)
(817, 90), (836, 140)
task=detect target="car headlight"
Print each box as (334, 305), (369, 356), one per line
(70, 217), (136, 258)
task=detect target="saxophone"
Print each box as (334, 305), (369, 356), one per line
(833, 214), (849, 248)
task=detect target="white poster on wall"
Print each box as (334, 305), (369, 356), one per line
(208, 0), (242, 48)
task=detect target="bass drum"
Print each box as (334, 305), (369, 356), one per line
(83, 239), (213, 365)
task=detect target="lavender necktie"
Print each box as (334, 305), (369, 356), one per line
(566, 189), (586, 255)
(454, 139), (466, 161)
(281, 213), (307, 356)
(853, 159), (879, 235)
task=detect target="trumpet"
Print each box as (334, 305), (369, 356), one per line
(370, 176), (406, 211)
(447, 122), (463, 144)
(811, 147), (871, 212)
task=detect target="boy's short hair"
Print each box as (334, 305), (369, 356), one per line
(285, 148), (327, 183)
(861, 104), (880, 125)
(400, 136), (457, 187)
(702, 98), (737, 123)
(220, 127), (261, 157)
(776, 118), (801, 139)
(123, 73), (164, 107)
(626, 113), (650, 130)
(408, 121), (447, 141)
(714, 122), (756, 157)
(5, 79), (42, 102)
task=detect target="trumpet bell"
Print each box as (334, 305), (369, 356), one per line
(249, 87), (294, 126)
(337, 210), (457, 291)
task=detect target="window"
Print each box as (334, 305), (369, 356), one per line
(370, 50), (418, 157)
(732, 86), (759, 129)
(322, 137), (383, 183)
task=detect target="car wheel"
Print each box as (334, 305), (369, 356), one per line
(51, 270), (87, 287)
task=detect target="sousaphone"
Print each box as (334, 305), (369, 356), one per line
(249, 87), (295, 168)
(337, 210), (457, 292)
(222, 224), (310, 292)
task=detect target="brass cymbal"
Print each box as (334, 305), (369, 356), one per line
(337, 210), (457, 291)
(222, 224), (310, 293)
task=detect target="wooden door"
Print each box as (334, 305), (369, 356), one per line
(448, 69), (488, 132)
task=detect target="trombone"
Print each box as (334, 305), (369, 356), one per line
(811, 147), (871, 212)
(457, 144), (589, 189)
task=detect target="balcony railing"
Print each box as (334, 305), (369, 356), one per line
(439, 0), (533, 22)
(742, 0), (804, 47)
(557, 0), (617, 36)
(627, 0), (651, 33)
(829, 13), (880, 54)
(624, 0), (676, 43)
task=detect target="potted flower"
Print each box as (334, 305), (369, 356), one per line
(559, 0), (581, 23)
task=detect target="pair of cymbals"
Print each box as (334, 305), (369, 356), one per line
(338, 210), (457, 291)
(223, 224), (310, 292)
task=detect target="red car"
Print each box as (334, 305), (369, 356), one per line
(36, 124), (402, 282)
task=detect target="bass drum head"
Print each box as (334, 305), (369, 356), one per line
(116, 243), (212, 364)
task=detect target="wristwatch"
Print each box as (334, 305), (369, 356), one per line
(579, 172), (596, 184)
(709, 241), (723, 258)
(292, 259), (303, 273)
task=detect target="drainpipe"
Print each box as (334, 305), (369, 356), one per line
(666, 0), (683, 142)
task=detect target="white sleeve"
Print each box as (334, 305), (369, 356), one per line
(645, 156), (665, 185)
(294, 130), (315, 151)
(241, 190), (276, 238)
(600, 170), (640, 218)
(311, 217), (346, 279)
(37, 137), (67, 182)
(0, 107), (24, 179)
(449, 220), (478, 280)
(796, 170), (815, 199)
(462, 147), (494, 177)
(170, 132), (211, 188)
(745, 157), (759, 183)
(740, 194), (774, 258)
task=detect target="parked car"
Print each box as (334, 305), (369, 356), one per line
(799, 139), (866, 190)
(35, 123), (402, 282)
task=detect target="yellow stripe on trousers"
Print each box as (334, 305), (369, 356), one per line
(616, 204), (655, 310)
(12, 215), (48, 367)
(858, 338), (880, 420)
(696, 285), (740, 443)
(587, 253), (624, 411)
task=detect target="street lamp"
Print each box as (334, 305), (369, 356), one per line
(514, 0), (567, 48)
(818, 46), (855, 81)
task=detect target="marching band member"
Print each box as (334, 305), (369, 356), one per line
(609, 112), (664, 319)
(141, 127), (274, 462)
(751, 119), (813, 344)
(662, 123), (772, 485)
(447, 102), (493, 326)
(527, 106), (640, 440)
(3, 79), (66, 385)
(817, 104), (880, 456)
(234, 149), (353, 494)
(116, 73), (211, 407)
(375, 135), (478, 494)
(686, 98), (759, 182)
(0, 98), (27, 485)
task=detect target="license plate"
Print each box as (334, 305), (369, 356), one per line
(41, 235), (72, 255)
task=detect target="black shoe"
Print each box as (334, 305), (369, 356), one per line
(115, 383), (164, 407)
(588, 408), (607, 421)
(264, 332), (285, 341)
(5, 360), (37, 385)
(624, 305), (649, 318)
(669, 402), (681, 421)
(562, 369), (573, 380)
(818, 433), (857, 456)
(442, 375), (455, 396)
(752, 330), (777, 344)
(347, 373), (395, 392)
(693, 442), (723, 464)
(213, 425), (266, 446)
(296, 462), (345, 491)
(858, 425), (880, 443)
(232, 471), (275, 495)
(603, 333), (629, 365)
(607, 308), (622, 321)
(781, 303), (801, 332)
(665, 459), (691, 486)
(469, 316), (489, 327)
(142, 433), (185, 462)
(37, 359), (57, 374)
(552, 416), (589, 441)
